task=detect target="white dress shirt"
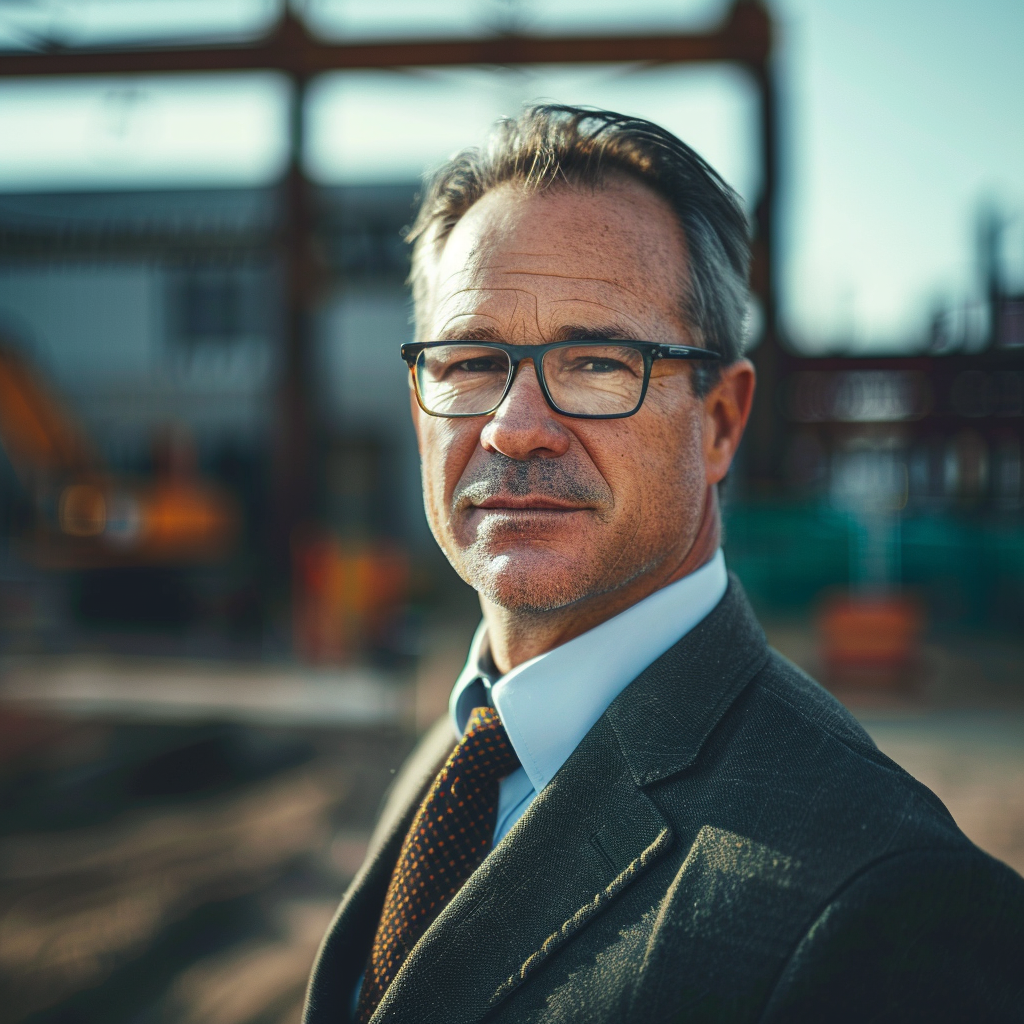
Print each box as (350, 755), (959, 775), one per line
(449, 548), (729, 845)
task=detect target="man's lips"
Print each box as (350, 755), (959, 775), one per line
(472, 495), (588, 511)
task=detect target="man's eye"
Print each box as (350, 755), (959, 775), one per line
(455, 358), (503, 373)
(576, 358), (630, 374)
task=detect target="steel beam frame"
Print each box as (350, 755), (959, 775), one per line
(0, 0), (780, 568)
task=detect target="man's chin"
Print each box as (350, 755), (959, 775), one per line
(458, 549), (613, 614)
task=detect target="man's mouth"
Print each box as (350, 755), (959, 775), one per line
(451, 455), (611, 519)
(473, 495), (588, 512)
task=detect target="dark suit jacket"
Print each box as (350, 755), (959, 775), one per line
(305, 578), (1024, 1023)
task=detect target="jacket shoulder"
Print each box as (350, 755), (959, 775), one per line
(643, 643), (977, 913)
(756, 648), (878, 751)
(630, 649), (1020, 1022)
(739, 648), (958, 838)
(758, 844), (1024, 1022)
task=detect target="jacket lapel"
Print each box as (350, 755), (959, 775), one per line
(372, 714), (673, 1024)
(604, 574), (770, 788)
(304, 716), (456, 1023)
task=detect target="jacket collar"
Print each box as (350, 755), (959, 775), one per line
(449, 550), (729, 796)
(605, 574), (770, 786)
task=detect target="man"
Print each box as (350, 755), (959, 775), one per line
(306, 107), (1024, 1023)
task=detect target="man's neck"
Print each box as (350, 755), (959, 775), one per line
(482, 487), (721, 674)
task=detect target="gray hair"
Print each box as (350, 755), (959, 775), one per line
(405, 104), (750, 396)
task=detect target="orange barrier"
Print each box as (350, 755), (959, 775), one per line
(292, 533), (409, 664)
(818, 593), (923, 671)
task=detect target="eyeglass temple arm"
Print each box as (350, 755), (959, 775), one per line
(652, 344), (722, 360)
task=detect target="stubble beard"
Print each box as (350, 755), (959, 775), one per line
(460, 539), (664, 615)
(431, 452), (628, 613)
(427, 450), (691, 615)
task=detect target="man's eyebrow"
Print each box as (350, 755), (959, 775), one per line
(551, 324), (644, 342)
(433, 324), (644, 343)
(435, 325), (505, 342)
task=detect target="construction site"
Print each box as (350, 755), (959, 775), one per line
(1, 2), (1022, 1021)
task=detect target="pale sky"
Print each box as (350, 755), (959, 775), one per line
(0, 0), (1021, 353)
(775, 0), (1024, 352)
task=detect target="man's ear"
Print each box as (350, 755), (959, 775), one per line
(703, 359), (755, 486)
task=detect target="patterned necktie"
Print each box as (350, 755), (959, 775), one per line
(355, 705), (521, 1023)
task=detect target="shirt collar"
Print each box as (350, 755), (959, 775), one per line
(448, 548), (728, 796)
(449, 618), (496, 734)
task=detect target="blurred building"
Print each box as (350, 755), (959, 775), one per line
(0, 181), (438, 654)
(0, 183), (428, 541)
(728, 213), (1024, 631)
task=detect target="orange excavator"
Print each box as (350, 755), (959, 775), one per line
(0, 340), (238, 569)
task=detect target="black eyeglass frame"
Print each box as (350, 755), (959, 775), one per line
(400, 340), (722, 420)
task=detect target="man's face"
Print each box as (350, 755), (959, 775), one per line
(412, 176), (726, 614)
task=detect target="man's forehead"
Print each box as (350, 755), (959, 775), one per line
(440, 179), (681, 269)
(427, 180), (688, 335)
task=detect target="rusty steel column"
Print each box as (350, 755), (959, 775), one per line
(746, 47), (785, 493)
(272, 68), (315, 590)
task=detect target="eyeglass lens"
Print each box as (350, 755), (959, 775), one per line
(415, 344), (647, 417)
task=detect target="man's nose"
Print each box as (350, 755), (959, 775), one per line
(479, 360), (571, 460)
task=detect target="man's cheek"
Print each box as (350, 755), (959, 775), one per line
(421, 448), (459, 540)
(422, 476), (454, 554)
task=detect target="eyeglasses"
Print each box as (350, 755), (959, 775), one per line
(401, 340), (721, 420)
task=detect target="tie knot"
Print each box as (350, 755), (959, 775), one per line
(451, 705), (520, 785)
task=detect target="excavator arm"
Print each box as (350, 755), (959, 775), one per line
(0, 340), (237, 567)
(0, 342), (97, 486)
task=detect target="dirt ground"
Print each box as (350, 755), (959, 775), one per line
(2, 624), (1022, 1024)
